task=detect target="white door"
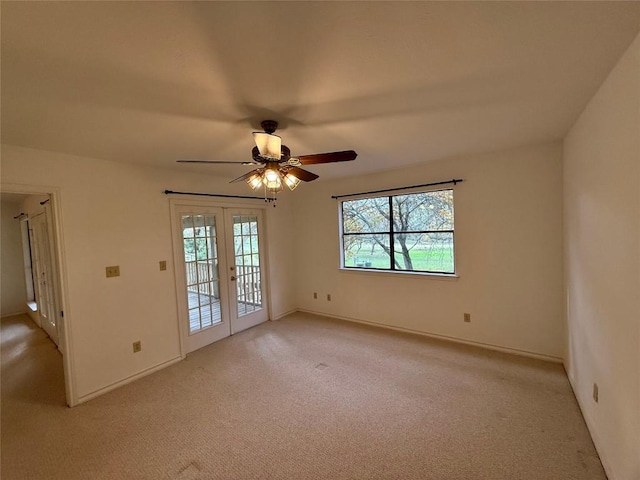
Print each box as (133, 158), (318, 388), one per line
(173, 205), (268, 354)
(225, 210), (269, 334)
(175, 207), (231, 353)
(30, 212), (59, 345)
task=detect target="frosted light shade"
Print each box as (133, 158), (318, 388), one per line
(263, 169), (282, 190)
(253, 132), (281, 160)
(283, 172), (301, 190)
(246, 173), (263, 190)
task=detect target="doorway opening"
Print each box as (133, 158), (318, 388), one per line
(0, 186), (74, 406)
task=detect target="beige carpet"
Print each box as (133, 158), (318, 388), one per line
(1, 312), (605, 479)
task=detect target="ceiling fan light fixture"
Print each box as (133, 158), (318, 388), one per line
(246, 172), (263, 190)
(283, 171), (301, 190)
(263, 168), (283, 191)
(253, 132), (281, 160)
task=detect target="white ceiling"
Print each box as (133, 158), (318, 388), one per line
(2, 2), (639, 181)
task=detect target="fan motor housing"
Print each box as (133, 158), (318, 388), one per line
(261, 120), (278, 134)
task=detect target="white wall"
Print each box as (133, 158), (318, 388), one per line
(1, 144), (296, 403)
(0, 199), (28, 316)
(293, 142), (564, 359)
(563, 33), (640, 480)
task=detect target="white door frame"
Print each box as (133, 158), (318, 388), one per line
(0, 183), (75, 406)
(169, 197), (271, 358)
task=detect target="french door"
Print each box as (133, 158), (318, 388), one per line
(172, 204), (268, 354)
(30, 211), (59, 345)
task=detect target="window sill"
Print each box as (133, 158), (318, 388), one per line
(339, 267), (459, 281)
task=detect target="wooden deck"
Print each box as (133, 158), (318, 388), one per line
(188, 292), (260, 332)
(188, 292), (221, 332)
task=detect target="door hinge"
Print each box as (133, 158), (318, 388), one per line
(60, 311), (64, 318)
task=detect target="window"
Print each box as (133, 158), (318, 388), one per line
(340, 189), (455, 274)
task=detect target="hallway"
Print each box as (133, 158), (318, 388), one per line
(1, 313), (65, 405)
(1, 313), (66, 474)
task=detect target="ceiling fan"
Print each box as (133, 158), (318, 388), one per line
(177, 120), (357, 194)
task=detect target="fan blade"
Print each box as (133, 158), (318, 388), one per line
(287, 166), (319, 182)
(230, 169), (261, 183)
(297, 150), (357, 165)
(177, 160), (257, 165)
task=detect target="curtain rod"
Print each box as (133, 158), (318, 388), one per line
(331, 178), (463, 200)
(164, 190), (276, 202)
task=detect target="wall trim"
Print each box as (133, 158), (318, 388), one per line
(296, 308), (563, 363)
(76, 356), (182, 405)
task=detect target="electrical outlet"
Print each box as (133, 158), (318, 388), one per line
(133, 341), (142, 353)
(313, 292), (317, 299)
(327, 294), (331, 301)
(159, 260), (167, 271)
(593, 383), (598, 403)
(464, 313), (471, 322)
(105, 266), (120, 278)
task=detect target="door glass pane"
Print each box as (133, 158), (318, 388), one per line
(203, 302), (213, 329)
(233, 215), (262, 317)
(181, 214), (222, 333)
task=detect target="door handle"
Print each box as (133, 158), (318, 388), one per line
(230, 276), (236, 281)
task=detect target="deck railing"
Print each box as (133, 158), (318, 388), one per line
(235, 264), (262, 306)
(185, 260), (218, 297)
(185, 261), (260, 306)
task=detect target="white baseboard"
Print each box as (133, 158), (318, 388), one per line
(1, 310), (28, 318)
(271, 308), (298, 321)
(296, 309), (563, 364)
(75, 356), (183, 405)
